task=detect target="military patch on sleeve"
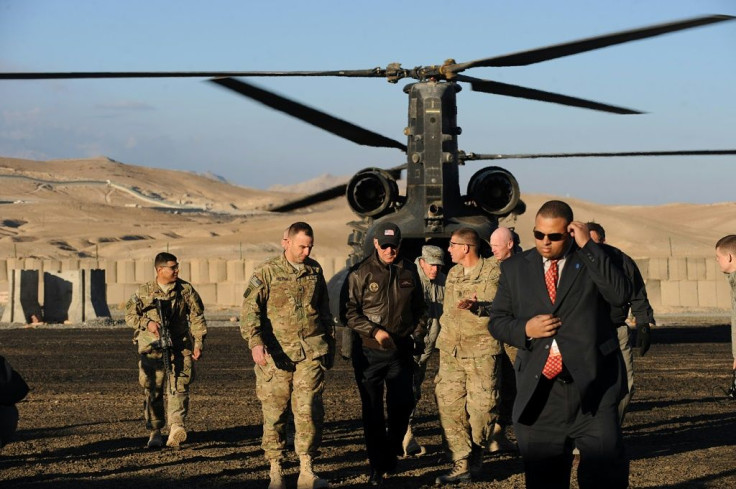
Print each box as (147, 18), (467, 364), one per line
(399, 278), (414, 288)
(244, 275), (264, 298)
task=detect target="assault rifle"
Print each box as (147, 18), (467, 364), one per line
(154, 298), (174, 377)
(727, 369), (736, 400)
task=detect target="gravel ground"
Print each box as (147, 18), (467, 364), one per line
(0, 315), (735, 488)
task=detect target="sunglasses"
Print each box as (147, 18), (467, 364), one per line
(380, 243), (398, 250)
(533, 230), (567, 242)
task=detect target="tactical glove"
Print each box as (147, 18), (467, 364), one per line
(322, 336), (336, 370)
(412, 335), (425, 356)
(636, 323), (651, 356)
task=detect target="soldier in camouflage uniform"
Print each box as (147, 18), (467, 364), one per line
(125, 252), (207, 449)
(435, 228), (502, 484)
(402, 245), (446, 457)
(715, 235), (736, 391)
(241, 222), (334, 489)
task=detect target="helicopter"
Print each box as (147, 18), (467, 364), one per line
(1, 15), (735, 295)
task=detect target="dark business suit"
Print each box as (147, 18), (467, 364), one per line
(489, 240), (631, 489)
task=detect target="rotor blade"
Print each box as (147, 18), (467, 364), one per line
(461, 149), (736, 161)
(454, 15), (734, 69)
(271, 163), (407, 212)
(0, 68), (388, 80)
(458, 75), (641, 114)
(210, 77), (407, 151)
(270, 183), (348, 212)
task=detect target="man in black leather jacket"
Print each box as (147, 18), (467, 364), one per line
(342, 221), (426, 486)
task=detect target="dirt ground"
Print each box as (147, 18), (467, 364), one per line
(1, 316), (735, 489)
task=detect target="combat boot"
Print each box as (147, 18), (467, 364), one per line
(435, 458), (471, 485)
(401, 427), (426, 457)
(297, 454), (329, 489)
(470, 444), (483, 479)
(268, 460), (285, 489)
(146, 429), (163, 449)
(166, 424), (187, 448)
(489, 423), (517, 453)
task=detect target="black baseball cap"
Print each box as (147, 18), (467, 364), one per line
(374, 221), (401, 248)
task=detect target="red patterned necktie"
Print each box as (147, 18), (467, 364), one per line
(544, 259), (558, 303)
(542, 259), (562, 379)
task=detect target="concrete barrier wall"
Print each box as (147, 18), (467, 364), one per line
(0, 255), (731, 311)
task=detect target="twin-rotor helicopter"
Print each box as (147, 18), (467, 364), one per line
(2, 14), (735, 287)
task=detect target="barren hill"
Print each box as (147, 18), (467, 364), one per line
(0, 156), (290, 212)
(0, 156), (732, 263)
(504, 194), (736, 258)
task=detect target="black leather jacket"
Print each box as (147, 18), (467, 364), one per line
(343, 251), (427, 343)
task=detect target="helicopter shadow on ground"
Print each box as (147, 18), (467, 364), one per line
(319, 413), (524, 488)
(3, 472), (267, 489)
(190, 422), (263, 446)
(650, 324), (730, 344)
(653, 468), (736, 489)
(624, 409), (736, 461)
(10, 416), (140, 443)
(628, 396), (727, 412)
(1, 436), (269, 489)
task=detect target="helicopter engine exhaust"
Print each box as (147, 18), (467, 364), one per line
(467, 166), (520, 216)
(346, 168), (400, 218)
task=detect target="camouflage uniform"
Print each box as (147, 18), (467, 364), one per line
(126, 279), (207, 431)
(498, 342), (518, 428)
(435, 256), (502, 460)
(729, 271), (736, 362)
(412, 256), (445, 406)
(241, 253), (333, 462)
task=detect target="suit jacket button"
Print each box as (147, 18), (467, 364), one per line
(544, 345), (550, 349)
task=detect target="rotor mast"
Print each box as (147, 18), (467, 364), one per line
(403, 80), (463, 236)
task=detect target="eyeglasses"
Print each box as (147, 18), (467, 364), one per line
(160, 264), (180, 271)
(380, 243), (398, 250)
(449, 241), (473, 247)
(533, 230), (567, 242)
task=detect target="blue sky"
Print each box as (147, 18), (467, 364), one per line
(1, 0), (734, 205)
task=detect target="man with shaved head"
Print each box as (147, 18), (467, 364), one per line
(715, 235), (736, 397)
(490, 226), (515, 262)
(488, 226), (519, 453)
